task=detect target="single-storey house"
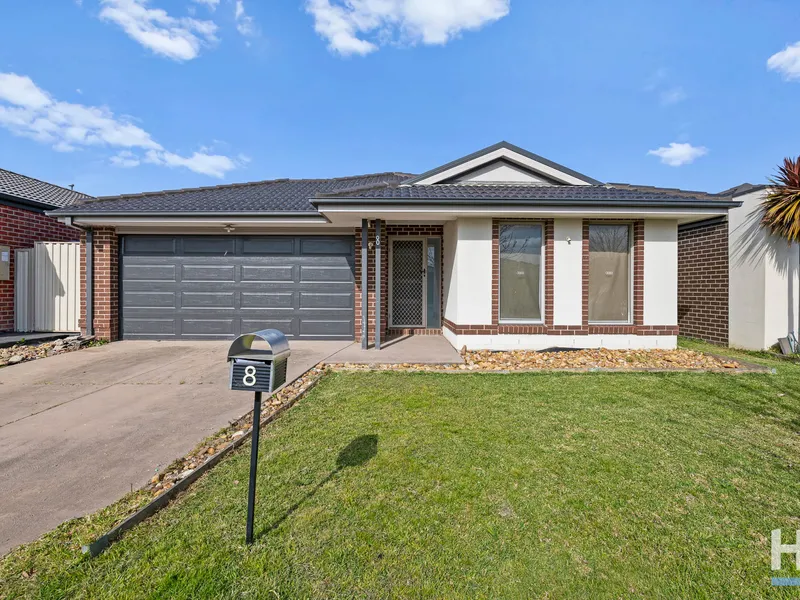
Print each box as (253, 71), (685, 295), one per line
(677, 183), (799, 350)
(50, 142), (743, 351)
(0, 168), (84, 333)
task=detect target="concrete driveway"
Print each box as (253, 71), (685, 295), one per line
(0, 339), (352, 556)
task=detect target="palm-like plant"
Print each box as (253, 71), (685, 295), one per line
(760, 156), (800, 242)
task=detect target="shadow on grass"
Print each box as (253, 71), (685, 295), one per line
(258, 434), (378, 538)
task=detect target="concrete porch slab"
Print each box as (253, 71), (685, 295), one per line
(327, 335), (464, 365)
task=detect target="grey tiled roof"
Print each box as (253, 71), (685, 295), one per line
(0, 168), (93, 208)
(318, 183), (735, 204)
(58, 172), (413, 214)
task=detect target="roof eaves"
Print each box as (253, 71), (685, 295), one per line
(314, 197), (743, 209)
(401, 141), (603, 186)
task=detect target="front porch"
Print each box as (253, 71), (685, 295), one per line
(328, 334), (463, 365)
(355, 221), (446, 349)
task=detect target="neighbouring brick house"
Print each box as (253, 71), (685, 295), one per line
(0, 168), (87, 332)
(50, 142), (746, 351)
(676, 184), (799, 350)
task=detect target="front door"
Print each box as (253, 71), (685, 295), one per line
(389, 238), (440, 328)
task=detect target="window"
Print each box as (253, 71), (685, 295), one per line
(588, 224), (631, 323)
(499, 223), (543, 322)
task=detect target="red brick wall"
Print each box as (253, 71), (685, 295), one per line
(354, 223), (444, 344)
(0, 203), (79, 332)
(79, 228), (119, 341)
(677, 218), (729, 345)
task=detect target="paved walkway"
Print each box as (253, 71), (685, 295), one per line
(0, 339), (350, 555)
(327, 335), (463, 364)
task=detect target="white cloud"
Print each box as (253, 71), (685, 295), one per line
(110, 150), (141, 167)
(99, 0), (218, 61)
(647, 142), (708, 167)
(660, 86), (687, 106)
(234, 0), (258, 37)
(0, 73), (52, 108)
(144, 149), (237, 178)
(305, 0), (510, 56)
(768, 42), (800, 81)
(0, 72), (241, 178)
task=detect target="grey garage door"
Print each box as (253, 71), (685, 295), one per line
(120, 235), (355, 340)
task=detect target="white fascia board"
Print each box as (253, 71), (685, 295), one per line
(411, 148), (592, 186)
(318, 205), (731, 222)
(71, 216), (330, 228)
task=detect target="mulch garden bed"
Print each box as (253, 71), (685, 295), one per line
(0, 336), (98, 368)
(325, 348), (751, 372)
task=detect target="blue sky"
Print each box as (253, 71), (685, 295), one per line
(1, 0), (798, 197)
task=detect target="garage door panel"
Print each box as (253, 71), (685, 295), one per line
(240, 292), (294, 309)
(123, 264), (177, 282)
(300, 238), (353, 256)
(124, 318), (176, 336)
(299, 319), (353, 337)
(180, 291), (236, 309)
(299, 292), (353, 309)
(181, 265), (235, 282)
(241, 265), (294, 282)
(181, 237), (236, 255)
(300, 265), (353, 282)
(124, 237), (177, 255)
(241, 237), (295, 255)
(121, 235), (354, 340)
(124, 291), (176, 308)
(181, 319), (235, 336)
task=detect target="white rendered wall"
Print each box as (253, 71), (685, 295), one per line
(443, 328), (677, 351)
(729, 190), (800, 349)
(644, 220), (678, 326)
(443, 221), (458, 323)
(553, 219), (583, 325)
(452, 218), (493, 324)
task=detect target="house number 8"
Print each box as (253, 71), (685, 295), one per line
(243, 366), (257, 387)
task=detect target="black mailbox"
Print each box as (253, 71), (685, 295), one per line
(227, 329), (291, 393)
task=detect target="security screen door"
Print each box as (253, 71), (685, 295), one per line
(390, 238), (428, 328)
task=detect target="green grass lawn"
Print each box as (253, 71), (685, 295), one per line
(4, 340), (800, 598)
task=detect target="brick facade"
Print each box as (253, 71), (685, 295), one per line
(0, 202), (79, 332)
(443, 218), (678, 337)
(79, 228), (119, 341)
(354, 223), (444, 345)
(677, 218), (729, 345)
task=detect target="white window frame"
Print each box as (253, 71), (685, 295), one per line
(497, 221), (545, 325)
(587, 222), (634, 325)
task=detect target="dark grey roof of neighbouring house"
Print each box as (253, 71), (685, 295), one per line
(315, 183), (740, 207)
(54, 172), (414, 214)
(715, 183), (768, 197)
(0, 168), (93, 209)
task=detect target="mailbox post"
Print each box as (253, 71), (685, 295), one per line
(227, 329), (291, 544)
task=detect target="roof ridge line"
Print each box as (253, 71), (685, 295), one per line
(93, 171), (417, 202)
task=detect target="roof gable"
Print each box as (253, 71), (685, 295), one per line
(403, 141), (602, 186)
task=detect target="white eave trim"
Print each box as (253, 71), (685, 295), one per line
(411, 148), (594, 186)
(61, 215), (330, 228)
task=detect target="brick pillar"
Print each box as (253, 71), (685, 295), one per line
(354, 221), (387, 345)
(80, 228), (119, 341)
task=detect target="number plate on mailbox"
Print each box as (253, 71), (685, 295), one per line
(230, 360), (273, 393)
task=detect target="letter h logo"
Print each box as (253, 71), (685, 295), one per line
(772, 530), (800, 571)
